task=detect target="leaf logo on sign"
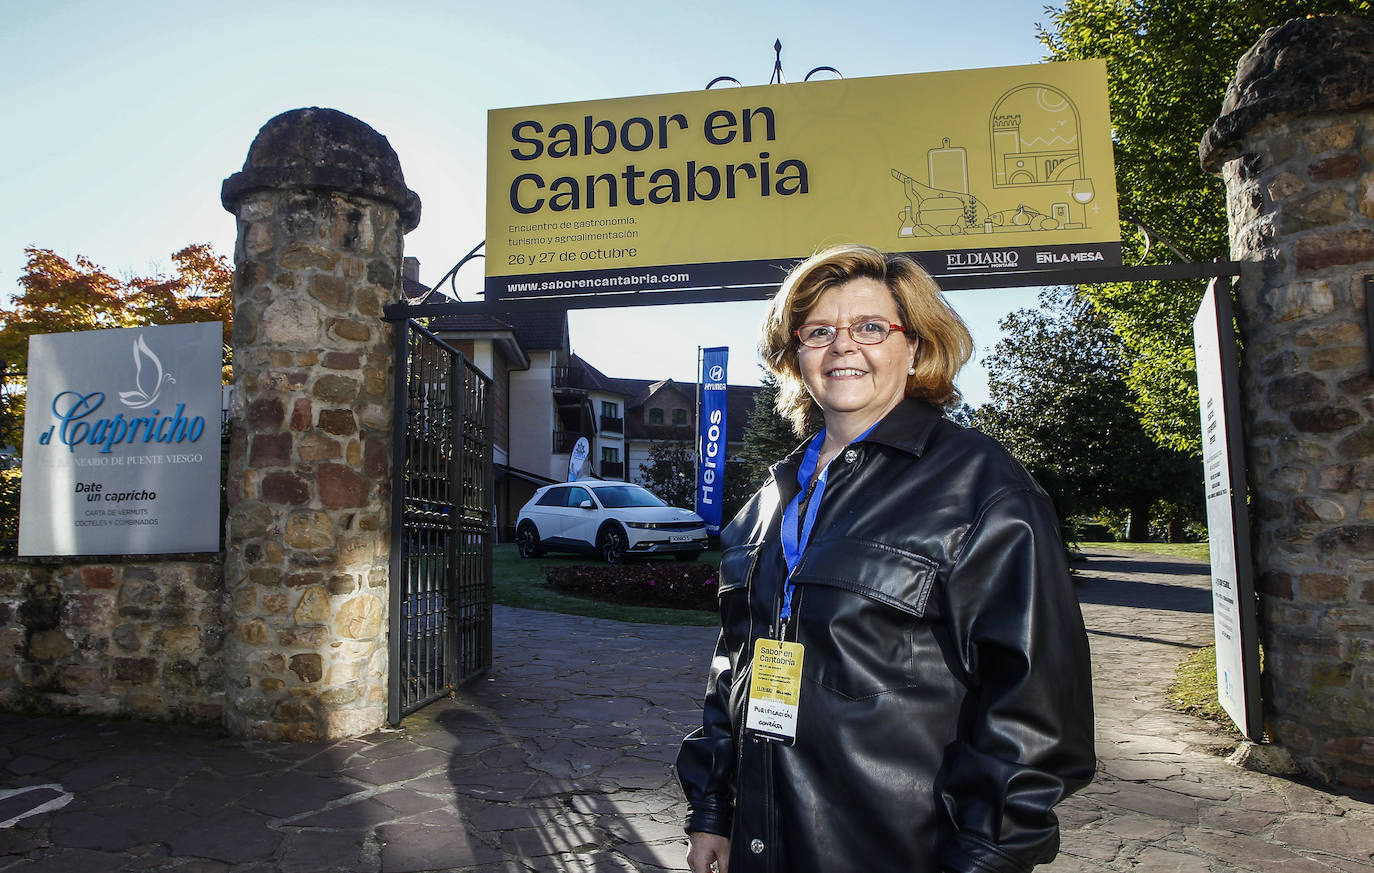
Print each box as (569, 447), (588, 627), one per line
(118, 335), (176, 410)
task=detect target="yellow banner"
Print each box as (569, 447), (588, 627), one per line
(485, 61), (1119, 299)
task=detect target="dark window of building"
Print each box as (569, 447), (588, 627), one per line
(672, 408), (688, 425)
(650, 408), (664, 424)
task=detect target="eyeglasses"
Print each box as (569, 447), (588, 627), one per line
(793, 319), (907, 348)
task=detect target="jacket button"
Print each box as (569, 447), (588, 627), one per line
(750, 838), (765, 854)
(843, 448), (858, 463)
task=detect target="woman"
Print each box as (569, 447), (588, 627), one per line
(676, 244), (1095, 873)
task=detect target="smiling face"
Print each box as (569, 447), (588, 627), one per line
(797, 277), (920, 437)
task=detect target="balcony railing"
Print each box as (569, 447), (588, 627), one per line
(600, 415), (624, 434)
(552, 367), (592, 390)
(553, 432), (581, 453)
(600, 461), (625, 479)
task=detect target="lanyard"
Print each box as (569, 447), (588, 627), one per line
(778, 424), (875, 624)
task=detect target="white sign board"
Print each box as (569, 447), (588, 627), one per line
(1192, 280), (1262, 739)
(19, 322), (224, 556)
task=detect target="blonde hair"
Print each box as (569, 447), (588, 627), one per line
(759, 244), (972, 436)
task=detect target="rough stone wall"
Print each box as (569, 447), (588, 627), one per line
(221, 108), (419, 741)
(1202, 15), (1374, 787)
(0, 559), (224, 721)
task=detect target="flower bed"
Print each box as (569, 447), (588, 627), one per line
(544, 562), (718, 611)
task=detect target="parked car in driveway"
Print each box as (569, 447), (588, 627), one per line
(515, 481), (708, 563)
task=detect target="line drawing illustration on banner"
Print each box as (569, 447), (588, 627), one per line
(891, 82), (1096, 240)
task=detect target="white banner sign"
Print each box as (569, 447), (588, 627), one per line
(1192, 281), (1262, 739)
(19, 322), (223, 556)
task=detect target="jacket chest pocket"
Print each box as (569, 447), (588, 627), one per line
(793, 538), (938, 699)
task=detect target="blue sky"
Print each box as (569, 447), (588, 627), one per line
(1, 0), (1059, 406)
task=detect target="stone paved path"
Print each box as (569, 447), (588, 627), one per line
(1, 550), (1372, 871)
(1049, 551), (1374, 873)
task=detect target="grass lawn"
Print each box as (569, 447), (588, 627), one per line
(1076, 541), (1211, 563)
(492, 543), (719, 627)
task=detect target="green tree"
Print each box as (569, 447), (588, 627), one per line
(635, 440), (696, 509)
(1039, 0), (1371, 454)
(973, 288), (1200, 541)
(737, 372), (805, 488)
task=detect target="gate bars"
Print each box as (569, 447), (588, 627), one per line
(388, 319), (494, 724)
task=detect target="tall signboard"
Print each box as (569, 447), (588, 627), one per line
(697, 347), (728, 535)
(19, 322), (223, 556)
(486, 60), (1120, 300)
(1192, 280), (1262, 739)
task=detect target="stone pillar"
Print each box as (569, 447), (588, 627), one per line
(1201, 15), (1374, 788)
(220, 108), (420, 740)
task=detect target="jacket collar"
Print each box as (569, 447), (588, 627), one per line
(768, 398), (945, 503)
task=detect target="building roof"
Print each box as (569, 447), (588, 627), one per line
(568, 355), (762, 443)
(429, 309), (567, 351)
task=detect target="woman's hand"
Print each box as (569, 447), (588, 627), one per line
(686, 831), (730, 873)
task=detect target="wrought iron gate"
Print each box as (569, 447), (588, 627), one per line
(388, 319), (493, 723)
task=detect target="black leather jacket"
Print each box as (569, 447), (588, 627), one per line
(677, 399), (1095, 873)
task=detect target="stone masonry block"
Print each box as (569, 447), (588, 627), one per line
(113, 657), (158, 684)
(318, 463), (368, 509)
(1264, 280), (1334, 322)
(1308, 153), (1362, 181)
(1301, 121), (1358, 155)
(318, 409), (357, 436)
(285, 511), (335, 551)
(298, 433), (342, 462)
(261, 472), (310, 506)
(1266, 373), (1327, 410)
(1296, 229), (1374, 274)
(290, 398), (312, 431)
(312, 374), (360, 405)
(247, 396), (285, 429)
(293, 587), (330, 625)
(1281, 187), (1351, 233)
(289, 652), (324, 683)
(249, 433), (293, 467)
(323, 351), (360, 370)
(327, 318), (372, 343)
(1268, 171), (1306, 200)
(1292, 406), (1361, 433)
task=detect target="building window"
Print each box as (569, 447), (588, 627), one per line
(672, 408), (688, 425)
(650, 408), (664, 424)
(602, 447), (619, 463)
(601, 400), (619, 419)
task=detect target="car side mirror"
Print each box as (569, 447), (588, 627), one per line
(578, 500), (594, 509)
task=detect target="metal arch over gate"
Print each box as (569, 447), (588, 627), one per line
(388, 319), (494, 723)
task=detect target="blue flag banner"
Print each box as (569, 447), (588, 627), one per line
(697, 347), (729, 535)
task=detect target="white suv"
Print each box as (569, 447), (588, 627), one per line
(515, 481), (708, 563)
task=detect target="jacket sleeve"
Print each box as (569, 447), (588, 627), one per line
(676, 630), (737, 836)
(937, 486), (1096, 873)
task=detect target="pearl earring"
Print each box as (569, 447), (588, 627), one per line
(908, 366), (916, 375)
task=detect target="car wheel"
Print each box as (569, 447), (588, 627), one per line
(598, 524), (627, 564)
(516, 522), (543, 558)
(674, 551), (702, 562)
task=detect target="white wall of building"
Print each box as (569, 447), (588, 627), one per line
(509, 350), (556, 481)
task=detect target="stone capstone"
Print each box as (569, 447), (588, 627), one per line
(1201, 15), (1374, 172)
(221, 107), (420, 231)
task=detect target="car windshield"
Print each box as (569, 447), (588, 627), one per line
(594, 485), (668, 508)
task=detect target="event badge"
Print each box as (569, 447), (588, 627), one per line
(744, 638), (805, 743)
